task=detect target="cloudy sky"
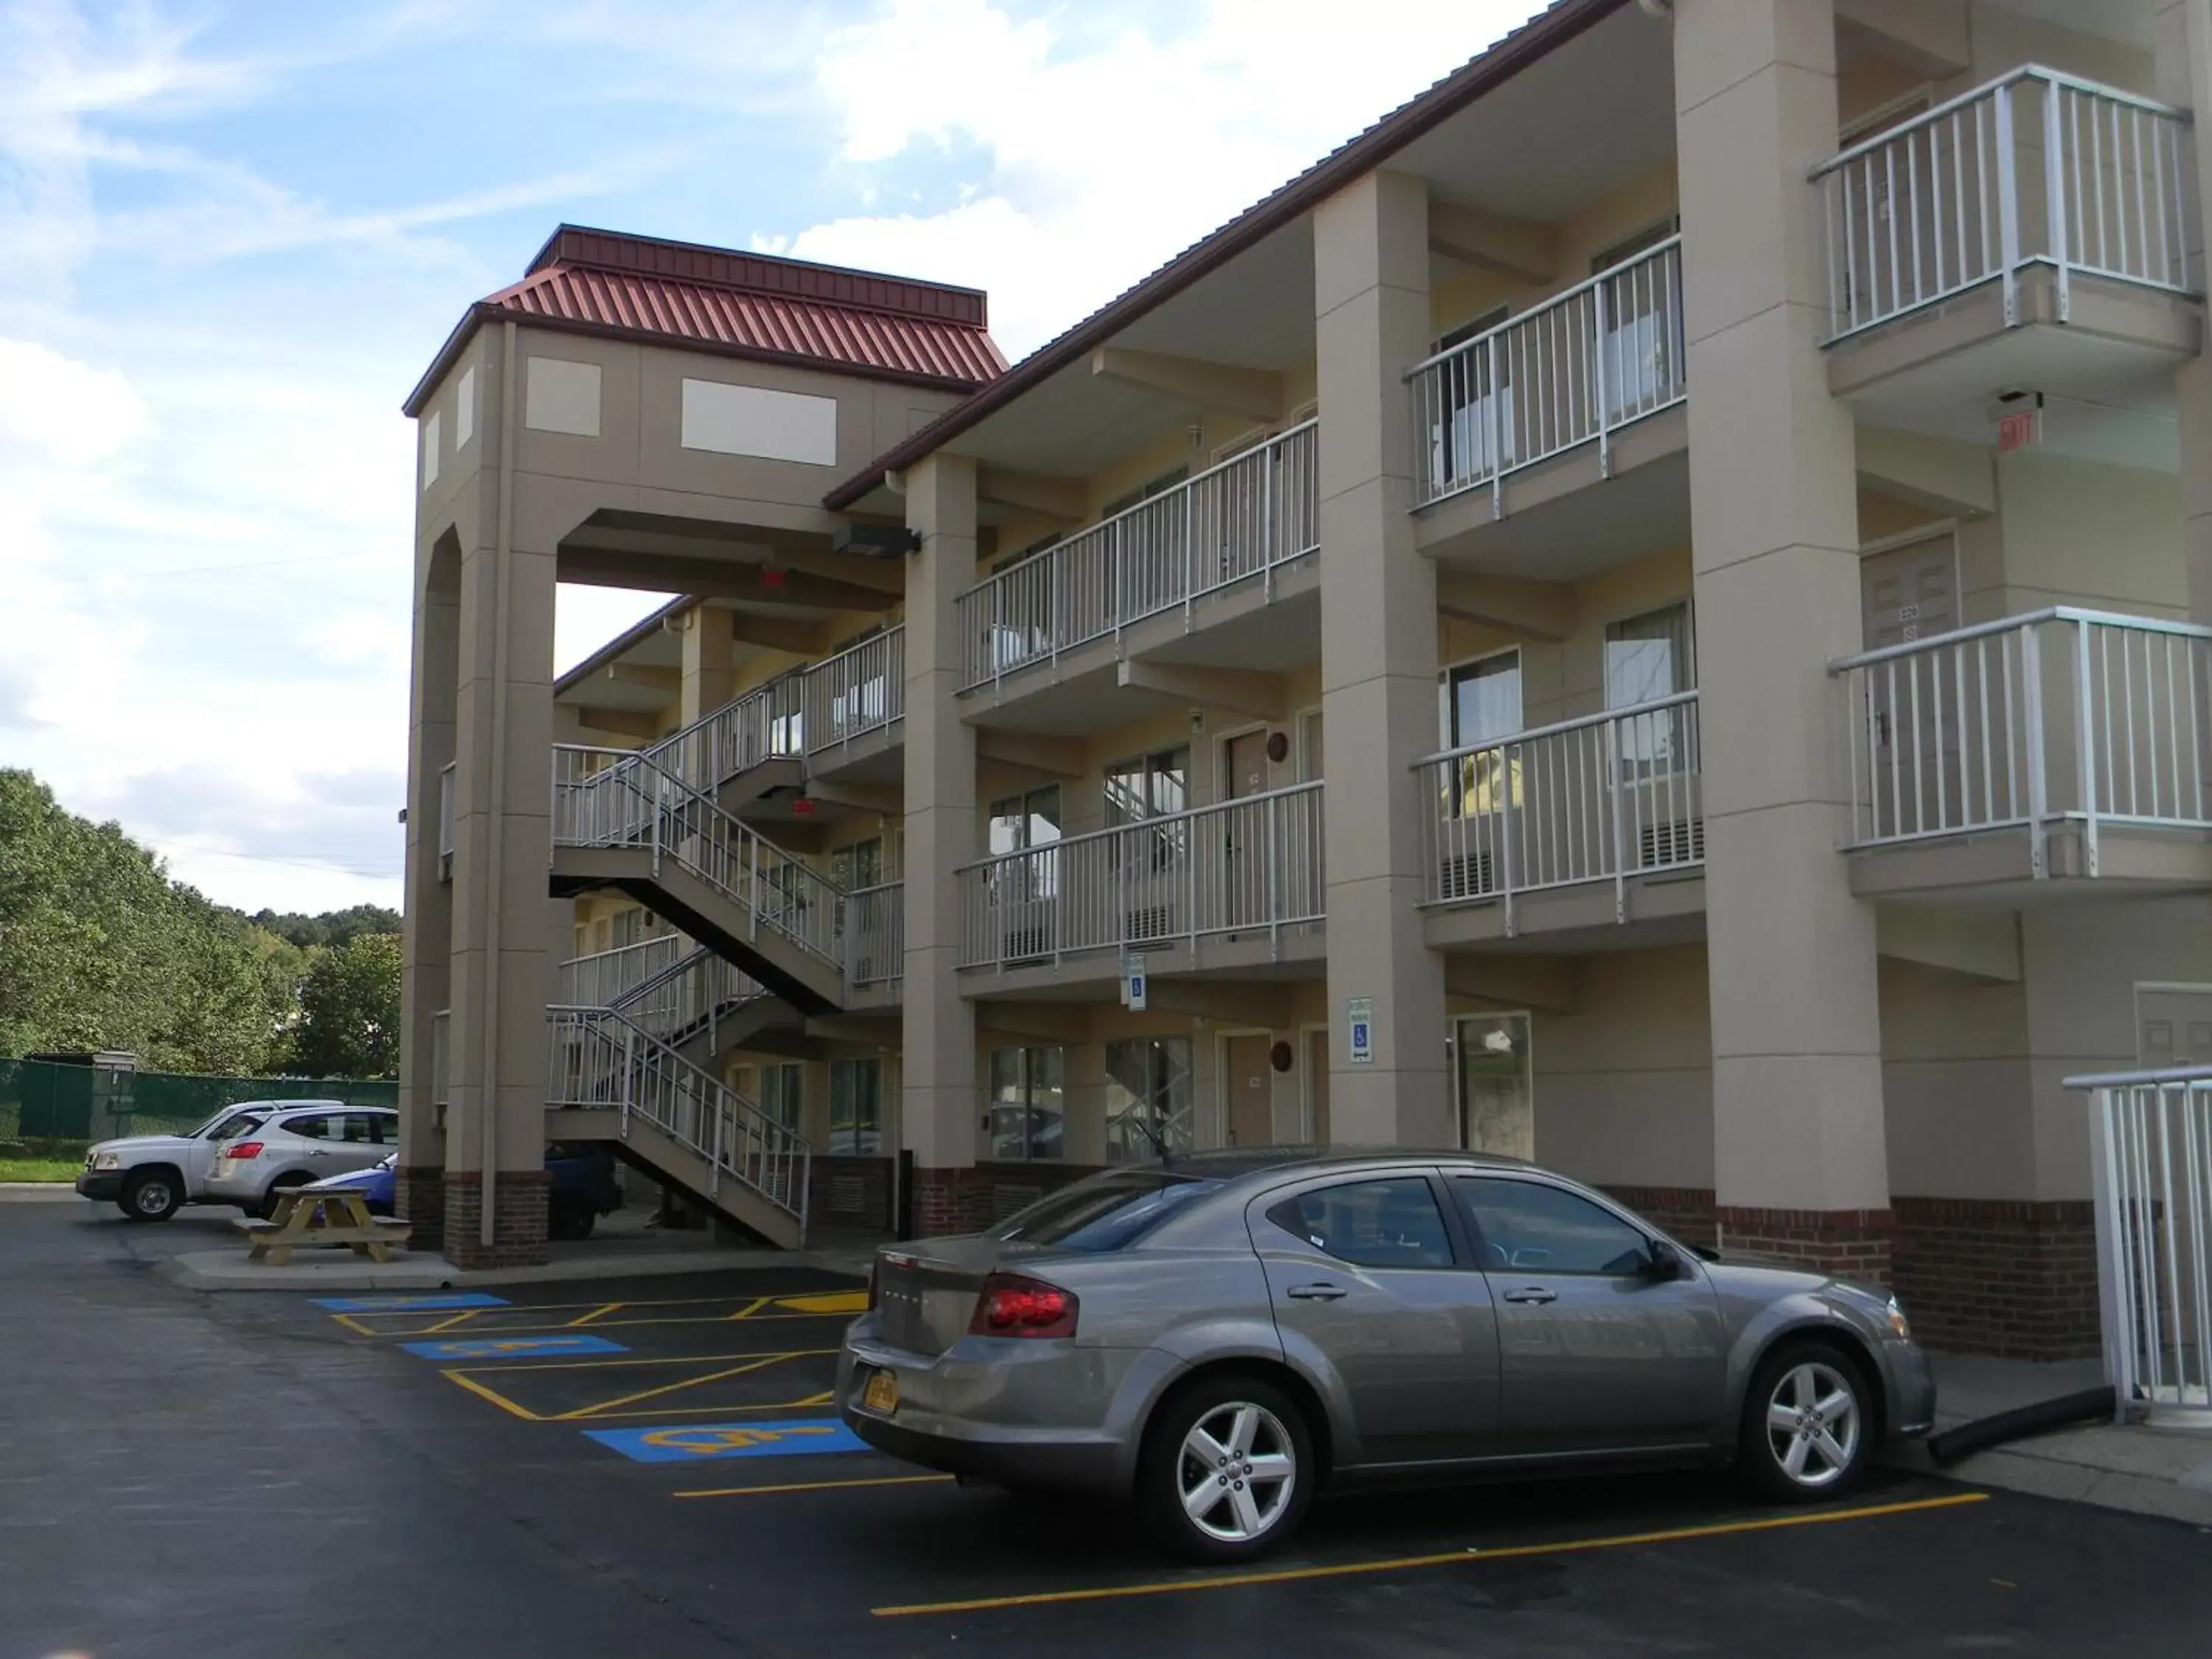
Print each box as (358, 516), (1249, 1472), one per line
(0, 0), (1545, 914)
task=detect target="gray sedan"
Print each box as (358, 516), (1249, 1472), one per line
(840, 1149), (1934, 1561)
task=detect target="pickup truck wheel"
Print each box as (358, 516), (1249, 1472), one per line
(120, 1169), (181, 1222)
(548, 1194), (597, 1242)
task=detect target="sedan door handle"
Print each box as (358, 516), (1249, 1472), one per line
(1286, 1283), (1347, 1301)
(1500, 1286), (1557, 1305)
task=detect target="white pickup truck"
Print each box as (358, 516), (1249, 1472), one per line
(75, 1099), (347, 1221)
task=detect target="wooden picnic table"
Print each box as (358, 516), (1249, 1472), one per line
(234, 1187), (411, 1265)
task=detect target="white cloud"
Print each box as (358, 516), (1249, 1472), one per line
(781, 0), (1549, 357)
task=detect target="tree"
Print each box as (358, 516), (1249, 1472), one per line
(249, 904), (402, 951)
(290, 932), (402, 1078)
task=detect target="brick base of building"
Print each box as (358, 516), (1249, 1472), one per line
(394, 1166), (446, 1252)
(1714, 1206), (1895, 1285)
(1604, 1185), (1719, 1251)
(442, 1169), (549, 1269)
(909, 1162), (1102, 1236)
(810, 1155), (894, 1230)
(1891, 1196), (2099, 1360)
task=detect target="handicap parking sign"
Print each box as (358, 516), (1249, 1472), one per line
(585, 1418), (866, 1464)
(401, 1335), (627, 1360)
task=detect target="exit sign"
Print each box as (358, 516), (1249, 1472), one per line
(1998, 406), (2040, 452)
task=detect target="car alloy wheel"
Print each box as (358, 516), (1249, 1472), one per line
(124, 1172), (179, 1222)
(1762, 1359), (1862, 1491)
(1176, 1401), (1298, 1545)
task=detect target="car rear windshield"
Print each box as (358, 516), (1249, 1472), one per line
(992, 1173), (1222, 1252)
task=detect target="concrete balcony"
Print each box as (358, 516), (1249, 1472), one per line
(1830, 608), (2212, 902)
(1416, 692), (1706, 951)
(1815, 69), (2202, 457)
(954, 781), (1325, 994)
(1409, 237), (1689, 581)
(950, 421), (1319, 734)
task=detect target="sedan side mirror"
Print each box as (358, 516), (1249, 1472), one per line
(1641, 1242), (1689, 1281)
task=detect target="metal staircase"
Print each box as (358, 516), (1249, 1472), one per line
(545, 1002), (809, 1247)
(561, 936), (804, 1070)
(552, 743), (852, 1012)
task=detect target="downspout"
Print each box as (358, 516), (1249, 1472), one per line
(481, 319), (518, 1253)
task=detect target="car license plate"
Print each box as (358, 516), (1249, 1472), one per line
(862, 1369), (899, 1416)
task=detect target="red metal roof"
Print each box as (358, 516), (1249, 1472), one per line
(406, 227), (1005, 414)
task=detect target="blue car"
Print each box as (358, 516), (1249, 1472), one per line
(305, 1141), (622, 1240)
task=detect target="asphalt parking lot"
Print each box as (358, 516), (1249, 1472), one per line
(8, 1195), (2212, 1658)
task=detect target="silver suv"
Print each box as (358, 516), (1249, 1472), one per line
(204, 1107), (400, 1218)
(77, 1101), (345, 1222)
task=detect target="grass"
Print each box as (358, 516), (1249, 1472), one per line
(0, 1158), (80, 1183)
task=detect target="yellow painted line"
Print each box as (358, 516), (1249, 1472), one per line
(871, 1491), (1992, 1618)
(331, 1313), (376, 1337)
(439, 1367), (543, 1422)
(773, 1290), (871, 1315)
(552, 1354), (793, 1422)
(440, 1346), (840, 1374)
(344, 1305), (848, 1339)
(568, 1301), (624, 1327)
(419, 1307), (490, 1336)
(675, 1472), (955, 1500)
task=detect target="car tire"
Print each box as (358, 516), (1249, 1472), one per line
(548, 1196), (596, 1242)
(260, 1175), (312, 1221)
(1738, 1340), (1875, 1503)
(119, 1169), (181, 1223)
(1138, 1373), (1315, 1564)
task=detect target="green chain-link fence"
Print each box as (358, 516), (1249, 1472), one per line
(0, 1059), (397, 1147)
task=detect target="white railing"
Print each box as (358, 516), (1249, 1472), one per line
(1408, 236), (1685, 511)
(1416, 692), (1703, 930)
(430, 1009), (451, 1108)
(546, 1004), (808, 1234)
(1830, 610), (2212, 872)
(669, 675), (805, 792)
(552, 744), (847, 967)
(843, 880), (904, 986)
(437, 762), (456, 880)
(556, 936), (686, 1010)
(803, 627), (903, 754)
(1814, 66), (2199, 342)
(954, 420), (1319, 690)
(956, 782), (1324, 969)
(2070, 1065), (2212, 1425)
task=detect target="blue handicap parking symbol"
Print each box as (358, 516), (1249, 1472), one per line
(314, 1292), (512, 1312)
(583, 1418), (866, 1464)
(401, 1335), (627, 1360)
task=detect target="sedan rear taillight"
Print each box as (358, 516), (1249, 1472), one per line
(968, 1273), (1078, 1339)
(225, 1141), (263, 1161)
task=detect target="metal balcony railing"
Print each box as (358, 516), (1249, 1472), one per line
(1408, 236), (1686, 511)
(802, 627), (903, 755)
(1416, 692), (1703, 931)
(842, 881), (904, 987)
(545, 1004), (808, 1234)
(1829, 609), (2212, 874)
(956, 782), (1324, 969)
(552, 744), (847, 967)
(953, 420), (1319, 691)
(437, 762), (456, 880)
(2068, 1065), (2212, 1425)
(671, 675), (805, 791)
(1813, 66), (2200, 343)
(556, 936), (687, 1011)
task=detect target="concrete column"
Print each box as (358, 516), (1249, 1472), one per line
(2158, 0), (2212, 626)
(397, 541), (459, 1245)
(444, 349), (558, 1265)
(1312, 170), (1451, 1148)
(678, 603), (734, 725)
(901, 455), (983, 1231)
(1676, 0), (1892, 1276)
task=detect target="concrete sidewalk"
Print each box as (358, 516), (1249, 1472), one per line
(152, 1207), (883, 1290)
(1889, 1354), (2212, 1528)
